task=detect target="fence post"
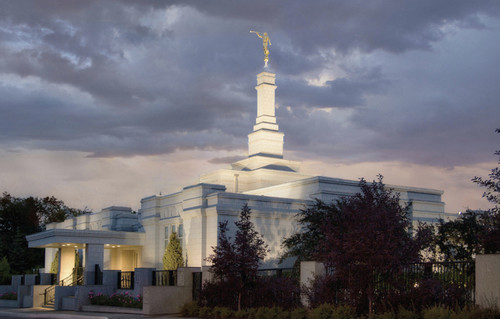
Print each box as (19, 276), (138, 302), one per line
(117, 271), (122, 289)
(475, 254), (500, 309)
(300, 261), (325, 307)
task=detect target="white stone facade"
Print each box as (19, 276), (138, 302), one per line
(27, 70), (447, 274)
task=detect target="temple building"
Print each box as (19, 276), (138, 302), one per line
(27, 70), (446, 283)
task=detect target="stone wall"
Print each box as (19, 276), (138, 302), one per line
(476, 254), (500, 309)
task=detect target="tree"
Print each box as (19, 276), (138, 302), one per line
(434, 210), (484, 261)
(472, 128), (500, 214)
(163, 232), (184, 270)
(207, 203), (268, 311)
(322, 177), (419, 315)
(50, 251), (59, 274)
(283, 176), (421, 315)
(0, 192), (89, 274)
(471, 127), (500, 252)
(0, 257), (11, 285)
(281, 199), (340, 265)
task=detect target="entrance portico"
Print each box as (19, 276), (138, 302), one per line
(27, 228), (144, 284)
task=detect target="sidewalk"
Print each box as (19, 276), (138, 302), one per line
(0, 307), (196, 319)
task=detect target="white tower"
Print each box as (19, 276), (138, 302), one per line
(199, 70), (306, 192)
(248, 72), (284, 158)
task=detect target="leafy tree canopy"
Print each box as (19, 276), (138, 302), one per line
(207, 203), (268, 311)
(473, 128), (500, 214)
(433, 210), (484, 261)
(0, 192), (90, 274)
(282, 176), (424, 315)
(281, 199), (340, 265)
(416, 129), (500, 261)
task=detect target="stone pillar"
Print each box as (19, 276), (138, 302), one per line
(84, 244), (104, 285)
(11, 275), (23, 288)
(59, 247), (76, 285)
(133, 268), (154, 296)
(476, 254), (500, 309)
(102, 270), (119, 289)
(39, 273), (55, 285)
(300, 261), (325, 307)
(24, 274), (38, 286)
(248, 71), (284, 158)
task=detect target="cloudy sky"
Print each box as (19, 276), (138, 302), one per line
(1, 1), (499, 214)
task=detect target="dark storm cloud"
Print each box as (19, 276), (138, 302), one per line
(278, 66), (388, 109)
(0, 1), (499, 166)
(277, 24), (500, 167)
(172, 0), (500, 54)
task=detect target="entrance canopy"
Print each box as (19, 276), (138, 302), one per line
(27, 228), (144, 249)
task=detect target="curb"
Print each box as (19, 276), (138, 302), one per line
(0, 310), (108, 319)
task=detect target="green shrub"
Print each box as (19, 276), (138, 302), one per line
(211, 306), (234, 319)
(331, 305), (357, 319)
(373, 312), (396, 319)
(290, 308), (309, 319)
(423, 306), (454, 319)
(181, 301), (200, 317)
(88, 291), (142, 309)
(397, 307), (420, 319)
(309, 304), (358, 319)
(450, 306), (500, 319)
(253, 306), (290, 319)
(235, 309), (250, 319)
(245, 307), (258, 319)
(310, 303), (335, 319)
(198, 306), (212, 318)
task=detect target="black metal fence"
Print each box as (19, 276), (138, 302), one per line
(117, 271), (134, 289)
(325, 261), (475, 306)
(152, 270), (176, 286)
(256, 267), (300, 281)
(401, 261), (475, 303)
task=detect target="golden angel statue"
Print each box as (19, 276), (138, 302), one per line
(250, 31), (271, 67)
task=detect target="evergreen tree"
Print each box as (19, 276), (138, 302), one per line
(163, 232), (184, 270)
(0, 257), (10, 285)
(50, 251), (59, 274)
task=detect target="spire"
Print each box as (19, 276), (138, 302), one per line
(248, 71), (284, 158)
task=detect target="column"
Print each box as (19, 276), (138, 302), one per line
(84, 243), (104, 285)
(59, 247), (76, 285)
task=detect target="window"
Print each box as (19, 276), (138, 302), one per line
(178, 224), (183, 239)
(165, 223), (183, 249)
(164, 226), (169, 248)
